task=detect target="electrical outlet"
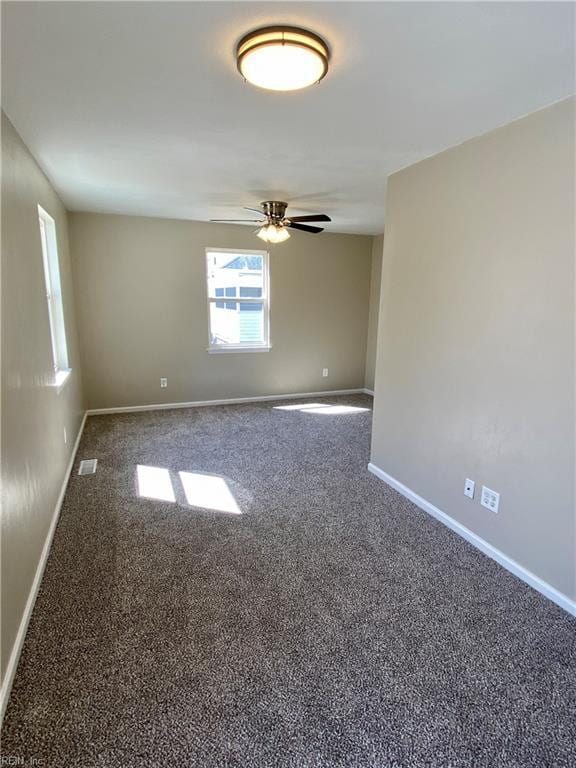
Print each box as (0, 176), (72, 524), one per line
(464, 478), (475, 499)
(322, 368), (329, 377)
(160, 378), (168, 388)
(481, 486), (500, 514)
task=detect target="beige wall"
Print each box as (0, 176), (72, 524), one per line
(371, 98), (575, 599)
(1, 114), (84, 683)
(364, 234), (384, 391)
(69, 213), (373, 409)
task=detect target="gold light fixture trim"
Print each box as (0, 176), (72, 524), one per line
(237, 26), (330, 91)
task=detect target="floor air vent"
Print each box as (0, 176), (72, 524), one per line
(79, 459), (98, 476)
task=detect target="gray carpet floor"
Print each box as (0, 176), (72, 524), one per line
(2, 394), (575, 767)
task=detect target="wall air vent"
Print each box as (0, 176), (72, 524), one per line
(78, 459), (98, 476)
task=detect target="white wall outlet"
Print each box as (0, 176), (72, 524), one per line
(464, 478), (475, 499)
(160, 378), (168, 388)
(481, 486), (500, 514)
(322, 368), (329, 377)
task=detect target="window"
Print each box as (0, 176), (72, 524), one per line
(38, 206), (70, 383)
(206, 248), (270, 352)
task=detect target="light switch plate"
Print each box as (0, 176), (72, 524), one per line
(481, 486), (500, 513)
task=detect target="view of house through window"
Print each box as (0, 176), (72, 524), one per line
(206, 248), (269, 350)
(38, 205), (70, 382)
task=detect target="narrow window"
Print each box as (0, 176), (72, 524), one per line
(38, 206), (70, 383)
(206, 248), (270, 352)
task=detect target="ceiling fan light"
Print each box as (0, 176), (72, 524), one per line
(256, 225), (271, 242)
(256, 224), (290, 244)
(237, 27), (329, 91)
(270, 226), (290, 243)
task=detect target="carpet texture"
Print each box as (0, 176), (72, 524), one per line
(2, 394), (575, 767)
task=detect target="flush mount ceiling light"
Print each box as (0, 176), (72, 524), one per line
(236, 26), (329, 91)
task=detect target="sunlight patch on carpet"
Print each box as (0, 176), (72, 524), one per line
(137, 465), (176, 502)
(179, 471), (241, 514)
(274, 403), (370, 415)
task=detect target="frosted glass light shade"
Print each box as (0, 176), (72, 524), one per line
(257, 224), (291, 243)
(237, 27), (329, 91)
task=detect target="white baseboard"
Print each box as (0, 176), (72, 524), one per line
(363, 388), (374, 396)
(0, 412), (88, 724)
(86, 388), (368, 416)
(367, 462), (576, 617)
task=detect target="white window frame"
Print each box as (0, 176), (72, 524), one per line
(38, 205), (71, 385)
(205, 247), (271, 353)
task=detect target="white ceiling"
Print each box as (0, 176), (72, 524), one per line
(2, 1), (574, 234)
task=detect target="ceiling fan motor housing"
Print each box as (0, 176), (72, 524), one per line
(261, 200), (288, 222)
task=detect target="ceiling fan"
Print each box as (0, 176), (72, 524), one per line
(210, 201), (331, 244)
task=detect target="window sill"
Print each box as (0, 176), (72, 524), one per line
(207, 346), (271, 354)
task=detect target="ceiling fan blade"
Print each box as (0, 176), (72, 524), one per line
(210, 218), (264, 223)
(287, 214), (331, 223)
(287, 222), (324, 234)
(243, 207), (265, 214)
